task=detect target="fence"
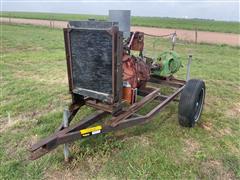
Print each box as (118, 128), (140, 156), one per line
(1, 17), (239, 46)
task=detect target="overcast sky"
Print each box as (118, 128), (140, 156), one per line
(2, 0), (239, 22)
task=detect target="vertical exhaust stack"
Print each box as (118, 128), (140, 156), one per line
(108, 10), (131, 39)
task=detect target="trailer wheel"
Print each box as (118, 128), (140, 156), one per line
(178, 79), (205, 127)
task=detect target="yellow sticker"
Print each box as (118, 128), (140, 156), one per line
(80, 125), (102, 135)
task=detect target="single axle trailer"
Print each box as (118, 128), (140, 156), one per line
(29, 11), (205, 161)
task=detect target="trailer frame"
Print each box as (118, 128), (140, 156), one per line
(29, 76), (185, 160)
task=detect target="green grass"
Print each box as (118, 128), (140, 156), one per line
(0, 24), (240, 179)
(1, 11), (240, 34)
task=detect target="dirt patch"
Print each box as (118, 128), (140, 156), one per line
(199, 160), (235, 179)
(85, 156), (108, 174)
(184, 138), (200, 156)
(45, 168), (89, 180)
(121, 135), (153, 148)
(132, 26), (240, 46)
(114, 130), (153, 147)
(0, 106), (61, 133)
(3, 133), (35, 161)
(227, 102), (240, 118)
(212, 126), (234, 138)
(44, 154), (110, 180)
(0, 114), (28, 133)
(13, 70), (68, 86)
(200, 121), (213, 131)
(204, 95), (221, 109)
(219, 127), (232, 136)
(237, 86), (240, 91)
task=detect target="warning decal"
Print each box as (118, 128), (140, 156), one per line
(80, 125), (102, 137)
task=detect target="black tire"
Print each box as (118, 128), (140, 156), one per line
(178, 79), (205, 127)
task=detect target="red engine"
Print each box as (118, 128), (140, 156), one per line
(122, 32), (151, 104)
(122, 54), (150, 88)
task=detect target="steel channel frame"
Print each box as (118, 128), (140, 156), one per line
(29, 78), (185, 160)
(29, 110), (107, 159)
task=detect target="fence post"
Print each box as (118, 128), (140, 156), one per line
(171, 31), (177, 50)
(195, 28), (198, 44)
(8, 12), (11, 24)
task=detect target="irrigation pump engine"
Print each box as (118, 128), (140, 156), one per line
(121, 32), (183, 104)
(29, 10), (206, 161)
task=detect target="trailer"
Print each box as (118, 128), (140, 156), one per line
(29, 11), (205, 161)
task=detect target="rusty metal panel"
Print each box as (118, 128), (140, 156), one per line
(114, 31), (123, 103)
(64, 21), (122, 104)
(63, 28), (73, 92)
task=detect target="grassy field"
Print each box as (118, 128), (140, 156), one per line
(1, 11), (240, 34)
(0, 24), (240, 179)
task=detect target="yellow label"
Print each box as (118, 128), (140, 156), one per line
(80, 125), (102, 135)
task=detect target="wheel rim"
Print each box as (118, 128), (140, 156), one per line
(193, 88), (205, 122)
